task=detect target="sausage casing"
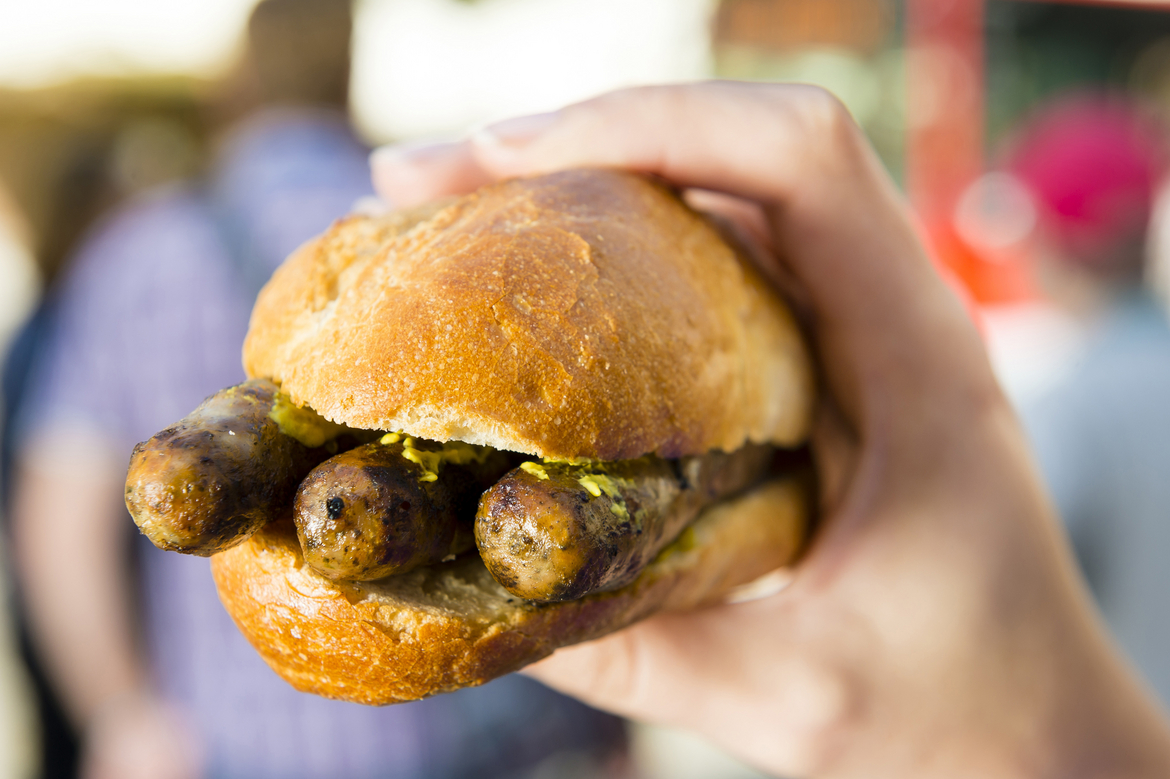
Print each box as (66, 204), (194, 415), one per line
(294, 436), (516, 581)
(125, 379), (349, 556)
(474, 444), (775, 602)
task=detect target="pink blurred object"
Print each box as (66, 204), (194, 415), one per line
(1008, 93), (1166, 269)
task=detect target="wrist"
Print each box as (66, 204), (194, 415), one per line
(798, 573), (1170, 779)
(945, 620), (1170, 779)
(81, 689), (202, 779)
(1030, 650), (1170, 779)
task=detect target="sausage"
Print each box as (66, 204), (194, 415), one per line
(474, 444), (775, 602)
(294, 435), (517, 581)
(125, 379), (353, 556)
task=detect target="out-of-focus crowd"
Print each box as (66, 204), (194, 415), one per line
(0, 3), (631, 779)
(5, 1), (1170, 779)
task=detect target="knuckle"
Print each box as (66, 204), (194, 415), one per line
(711, 81), (865, 175)
(790, 86), (861, 154)
(765, 656), (860, 774)
(589, 629), (646, 702)
(578, 84), (672, 118)
(534, 630), (646, 711)
(744, 83), (863, 171)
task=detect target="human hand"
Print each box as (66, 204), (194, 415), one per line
(81, 692), (202, 779)
(371, 82), (1170, 778)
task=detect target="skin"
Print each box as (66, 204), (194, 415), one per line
(13, 431), (201, 779)
(371, 82), (1170, 778)
(17, 383), (345, 779)
(9, 6), (355, 775)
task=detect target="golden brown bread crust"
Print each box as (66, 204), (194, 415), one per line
(220, 170), (815, 704)
(243, 169), (813, 460)
(211, 477), (807, 705)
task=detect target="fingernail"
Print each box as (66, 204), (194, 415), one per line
(351, 195), (390, 216)
(473, 112), (559, 149)
(370, 139), (459, 168)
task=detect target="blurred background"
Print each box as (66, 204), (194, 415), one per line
(3, 0), (1170, 778)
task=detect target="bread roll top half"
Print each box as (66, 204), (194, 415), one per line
(243, 168), (813, 460)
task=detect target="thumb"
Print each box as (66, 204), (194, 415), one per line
(523, 598), (859, 775)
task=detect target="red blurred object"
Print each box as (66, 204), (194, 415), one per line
(929, 220), (1035, 302)
(713, 0), (895, 53)
(905, 0), (984, 224)
(906, 0), (1035, 304)
(1006, 93), (1166, 271)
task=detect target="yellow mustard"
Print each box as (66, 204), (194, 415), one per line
(396, 435), (496, 484)
(519, 461), (549, 480)
(268, 394), (347, 448)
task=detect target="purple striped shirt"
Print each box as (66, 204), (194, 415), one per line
(18, 109), (623, 779)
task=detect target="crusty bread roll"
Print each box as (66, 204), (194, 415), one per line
(213, 169), (815, 704)
(212, 478), (806, 704)
(243, 169), (813, 460)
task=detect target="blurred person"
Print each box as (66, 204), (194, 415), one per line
(8, 1), (624, 778)
(0, 186), (40, 358)
(998, 94), (1170, 709)
(0, 183), (38, 779)
(364, 81), (1170, 779)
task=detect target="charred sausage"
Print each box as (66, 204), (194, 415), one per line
(125, 379), (352, 556)
(474, 444), (775, 602)
(294, 435), (516, 580)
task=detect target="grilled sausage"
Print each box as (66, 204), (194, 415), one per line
(294, 435), (517, 580)
(474, 444), (775, 602)
(125, 379), (352, 556)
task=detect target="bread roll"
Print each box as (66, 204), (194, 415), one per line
(212, 478), (807, 704)
(212, 169), (815, 704)
(243, 169), (813, 460)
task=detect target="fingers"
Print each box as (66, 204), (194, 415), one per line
(683, 189), (812, 320)
(370, 140), (491, 207)
(475, 84), (985, 411)
(371, 83), (929, 349)
(523, 599), (859, 776)
(473, 84), (859, 200)
(812, 399), (861, 519)
(682, 189), (774, 254)
(522, 616), (693, 725)
(372, 83), (990, 430)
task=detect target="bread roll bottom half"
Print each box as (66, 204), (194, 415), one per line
(211, 476), (807, 705)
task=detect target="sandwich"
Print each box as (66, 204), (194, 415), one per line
(124, 168), (815, 704)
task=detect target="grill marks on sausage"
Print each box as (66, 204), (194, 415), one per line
(124, 380), (356, 556)
(126, 380), (778, 600)
(293, 440), (516, 581)
(474, 445), (775, 602)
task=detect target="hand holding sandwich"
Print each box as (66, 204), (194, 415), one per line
(372, 83), (1170, 778)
